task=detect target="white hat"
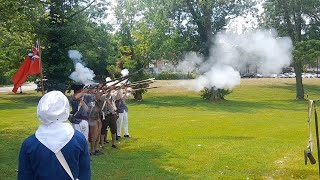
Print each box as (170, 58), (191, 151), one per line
(35, 91), (74, 153)
(37, 91), (70, 125)
(105, 77), (112, 82)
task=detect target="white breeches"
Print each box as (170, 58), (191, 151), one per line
(117, 111), (129, 136)
(72, 120), (89, 141)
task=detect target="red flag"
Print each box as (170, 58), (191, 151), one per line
(12, 55), (33, 93)
(29, 41), (41, 75)
(12, 41), (42, 93)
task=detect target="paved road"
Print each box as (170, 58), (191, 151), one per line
(0, 83), (37, 93)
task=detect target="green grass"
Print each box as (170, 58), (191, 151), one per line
(1, 79), (320, 179)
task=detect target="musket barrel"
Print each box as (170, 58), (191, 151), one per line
(131, 78), (155, 84)
(130, 86), (159, 91)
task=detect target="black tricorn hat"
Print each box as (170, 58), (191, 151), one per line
(71, 84), (84, 91)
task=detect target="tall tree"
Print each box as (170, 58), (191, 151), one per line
(0, 0), (44, 84)
(41, 0), (110, 92)
(114, 0), (148, 101)
(176, 0), (256, 100)
(114, 0), (255, 101)
(262, 0), (320, 100)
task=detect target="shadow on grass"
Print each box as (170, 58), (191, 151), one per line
(129, 95), (306, 113)
(92, 145), (186, 179)
(266, 83), (320, 98)
(0, 93), (40, 110)
(189, 136), (255, 141)
(0, 137), (26, 180)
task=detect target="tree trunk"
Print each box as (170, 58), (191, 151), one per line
(279, 0), (305, 100)
(133, 90), (143, 101)
(294, 62), (305, 100)
(293, 0), (305, 100)
(209, 88), (224, 101)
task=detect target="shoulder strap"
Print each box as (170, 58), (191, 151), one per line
(73, 96), (84, 117)
(55, 151), (75, 180)
(101, 100), (107, 119)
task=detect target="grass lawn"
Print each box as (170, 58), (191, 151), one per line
(1, 78), (320, 179)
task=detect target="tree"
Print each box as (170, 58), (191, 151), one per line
(294, 40), (320, 72)
(176, 0), (256, 101)
(39, 0), (112, 92)
(114, 0), (256, 101)
(0, 0), (44, 84)
(73, 22), (117, 83)
(0, 0), (118, 91)
(114, 0), (153, 101)
(262, 0), (320, 100)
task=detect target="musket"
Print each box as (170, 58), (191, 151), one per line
(114, 79), (129, 90)
(131, 78), (155, 84)
(127, 81), (155, 87)
(104, 68), (144, 85)
(130, 86), (159, 91)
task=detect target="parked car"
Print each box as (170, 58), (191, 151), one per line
(288, 73), (296, 78)
(264, 74), (277, 78)
(278, 74), (286, 78)
(241, 73), (256, 78)
(303, 73), (316, 78)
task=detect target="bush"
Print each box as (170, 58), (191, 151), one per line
(154, 71), (196, 80)
(0, 75), (11, 85)
(200, 87), (232, 101)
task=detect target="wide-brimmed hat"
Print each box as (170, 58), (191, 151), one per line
(71, 84), (84, 91)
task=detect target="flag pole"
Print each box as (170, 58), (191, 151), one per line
(38, 39), (45, 96)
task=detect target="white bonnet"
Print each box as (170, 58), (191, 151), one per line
(37, 91), (70, 125)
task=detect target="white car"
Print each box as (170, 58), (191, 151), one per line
(304, 73), (316, 78)
(264, 74), (277, 78)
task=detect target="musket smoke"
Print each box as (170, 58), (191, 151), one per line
(68, 50), (96, 85)
(178, 29), (293, 91)
(68, 50), (83, 64)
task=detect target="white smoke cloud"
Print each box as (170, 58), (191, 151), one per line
(177, 52), (203, 73)
(68, 50), (83, 64)
(178, 29), (293, 91)
(68, 50), (96, 85)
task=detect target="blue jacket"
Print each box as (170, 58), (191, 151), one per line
(115, 99), (128, 113)
(18, 131), (91, 180)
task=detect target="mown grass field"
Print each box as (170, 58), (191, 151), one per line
(1, 78), (320, 179)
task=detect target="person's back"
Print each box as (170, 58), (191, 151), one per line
(18, 131), (90, 180)
(18, 91), (91, 180)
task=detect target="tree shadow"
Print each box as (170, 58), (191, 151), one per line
(0, 94), (40, 110)
(189, 135), (255, 141)
(129, 95), (306, 113)
(91, 145), (186, 179)
(265, 83), (320, 99)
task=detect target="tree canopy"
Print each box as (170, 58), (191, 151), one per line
(1, 0), (319, 100)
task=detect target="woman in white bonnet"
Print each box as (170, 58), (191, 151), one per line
(18, 91), (91, 180)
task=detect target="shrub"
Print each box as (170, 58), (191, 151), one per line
(200, 87), (232, 101)
(154, 71), (196, 80)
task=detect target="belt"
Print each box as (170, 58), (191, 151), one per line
(74, 115), (88, 120)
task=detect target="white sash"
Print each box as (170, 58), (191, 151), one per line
(55, 151), (78, 180)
